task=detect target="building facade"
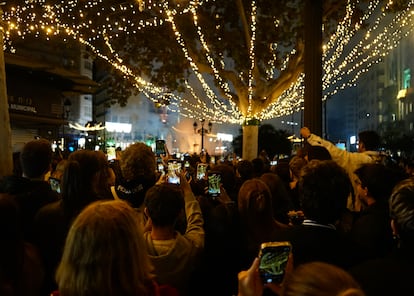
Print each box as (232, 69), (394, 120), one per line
(5, 38), (97, 152)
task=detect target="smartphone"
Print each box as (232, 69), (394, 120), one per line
(258, 241), (292, 284)
(107, 147), (116, 161)
(196, 163), (208, 180)
(184, 160), (190, 168)
(270, 160), (278, 166)
(167, 160), (181, 184)
(49, 177), (61, 193)
(155, 139), (166, 156)
(207, 171), (221, 197)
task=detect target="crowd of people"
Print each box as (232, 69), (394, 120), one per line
(1, 126), (414, 296)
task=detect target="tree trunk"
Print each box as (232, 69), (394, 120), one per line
(242, 125), (258, 161)
(303, 0), (323, 136)
(0, 8), (13, 178)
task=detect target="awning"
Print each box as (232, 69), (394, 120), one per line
(10, 112), (67, 127)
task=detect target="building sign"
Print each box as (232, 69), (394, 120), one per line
(8, 95), (37, 113)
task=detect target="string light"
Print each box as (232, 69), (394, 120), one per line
(246, 0), (257, 119)
(2, 1), (414, 124)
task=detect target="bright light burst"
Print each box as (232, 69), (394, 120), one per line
(2, 0), (414, 124)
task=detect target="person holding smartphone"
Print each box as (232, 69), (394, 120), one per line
(190, 164), (241, 296)
(143, 172), (204, 296)
(237, 257), (364, 296)
(155, 139), (166, 156)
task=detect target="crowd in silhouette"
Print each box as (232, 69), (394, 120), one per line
(1, 127), (414, 296)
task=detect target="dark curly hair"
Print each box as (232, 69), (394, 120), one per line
(299, 160), (351, 225)
(120, 143), (156, 182)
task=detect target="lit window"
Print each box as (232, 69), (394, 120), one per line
(403, 68), (411, 89)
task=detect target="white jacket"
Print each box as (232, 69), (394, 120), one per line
(307, 133), (380, 211)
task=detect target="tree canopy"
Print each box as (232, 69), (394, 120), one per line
(2, 0), (413, 124)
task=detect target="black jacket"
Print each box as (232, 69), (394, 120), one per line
(0, 175), (59, 242)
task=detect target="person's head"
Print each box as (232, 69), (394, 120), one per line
(61, 150), (110, 217)
(236, 160), (254, 180)
(299, 160), (351, 225)
(117, 143), (157, 208)
(354, 163), (400, 206)
(20, 139), (52, 178)
(56, 199), (154, 296)
(144, 183), (184, 227)
(252, 157), (266, 177)
(358, 130), (380, 152)
(273, 158), (291, 184)
(283, 261), (365, 296)
(120, 143), (156, 182)
(238, 178), (274, 226)
(389, 178), (414, 248)
(304, 144), (332, 161)
(260, 172), (293, 224)
(289, 156), (308, 181)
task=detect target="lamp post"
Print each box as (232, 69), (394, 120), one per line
(62, 98), (72, 150)
(193, 119), (212, 153)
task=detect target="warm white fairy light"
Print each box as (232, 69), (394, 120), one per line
(258, 74), (305, 119)
(162, 2), (239, 121)
(246, 0), (257, 119)
(266, 42), (278, 80)
(188, 5), (241, 120)
(190, 5), (236, 111)
(322, 0), (414, 99)
(2, 0), (414, 124)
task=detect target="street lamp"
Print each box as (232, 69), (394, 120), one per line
(193, 119), (212, 153)
(62, 98), (72, 150)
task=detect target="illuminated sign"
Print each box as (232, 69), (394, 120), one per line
(105, 122), (132, 133)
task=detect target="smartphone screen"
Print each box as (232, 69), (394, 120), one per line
(107, 147), (116, 161)
(155, 140), (166, 156)
(49, 177), (61, 193)
(167, 161), (181, 184)
(258, 242), (292, 284)
(208, 172), (221, 197)
(196, 163), (208, 180)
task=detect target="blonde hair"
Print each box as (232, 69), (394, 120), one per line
(56, 200), (154, 296)
(283, 262), (365, 296)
